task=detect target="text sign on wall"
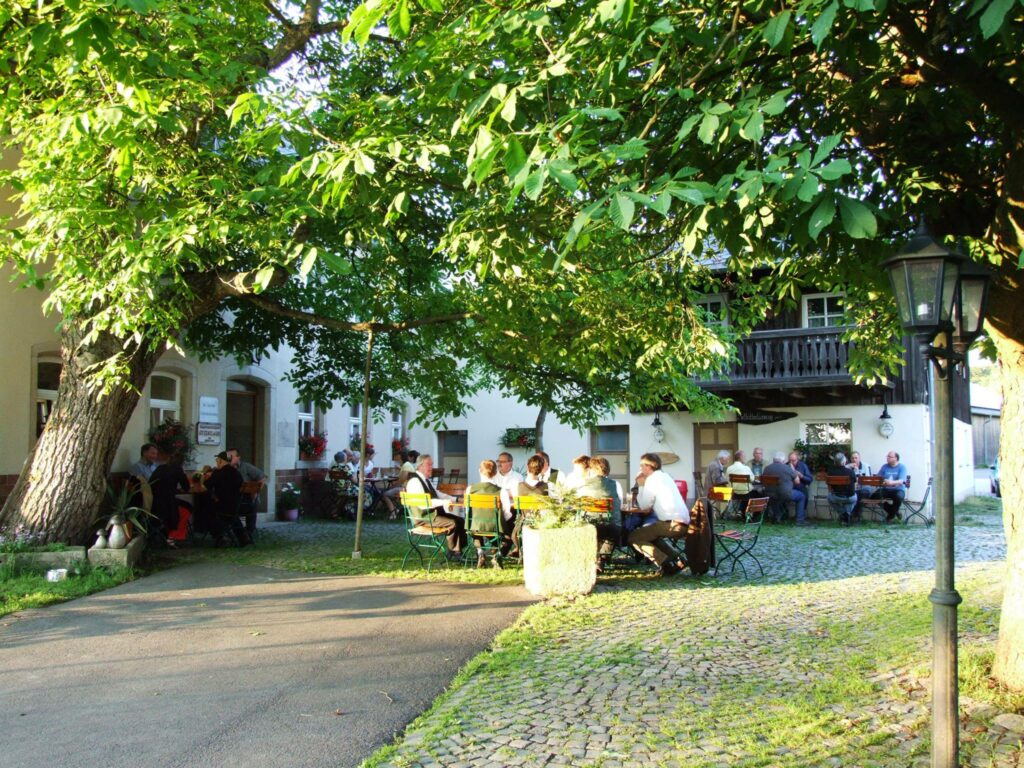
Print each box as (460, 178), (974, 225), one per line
(196, 422), (222, 446)
(199, 396), (219, 422)
(736, 410), (798, 426)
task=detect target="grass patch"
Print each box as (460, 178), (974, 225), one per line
(0, 560), (136, 617)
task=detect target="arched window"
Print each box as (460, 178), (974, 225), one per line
(149, 373), (181, 428)
(36, 358), (62, 437)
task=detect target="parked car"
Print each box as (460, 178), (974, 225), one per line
(991, 459), (1001, 497)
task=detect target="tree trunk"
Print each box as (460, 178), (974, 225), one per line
(990, 271), (1024, 690)
(534, 406), (548, 453)
(0, 325), (162, 544)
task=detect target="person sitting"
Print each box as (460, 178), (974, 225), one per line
(227, 447), (265, 539)
(762, 451), (808, 525)
(148, 451), (190, 547)
(826, 452), (858, 526)
(749, 447), (765, 478)
(577, 456), (623, 563)
(130, 443), (160, 482)
(628, 453), (689, 577)
(559, 454), (590, 491)
(466, 459), (505, 568)
(382, 449), (418, 519)
(535, 451), (559, 485)
(848, 451), (872, 517)
(518, 455), (549, 497)
(405, 453), (466, 560)
(705, 449), (731, 495)
(725, 449), (754, 514)
(493, 451), (524, 519)
(206, 451), (249, 546)
(876, 450), (908, 522)
(788, 451), (814, 488)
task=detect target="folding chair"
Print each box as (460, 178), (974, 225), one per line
(399, 492), (452, 571)
(692, 471), (707, 500)
(447, 468), (461, 484)
(856, 476), (888, 522)
(901, 477), (934, 525)
(714, 496), (769, 579)
(511, 494), (548, 561)
(758, 474), (793, 522)
(431, 467), (445, 482)
(825, 475), (857, 523)
(464, 493), (503, 565)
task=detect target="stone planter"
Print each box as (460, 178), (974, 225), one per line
(522, 524), (597, 597)
(0, 547), (88, 571)
(278, 508), (299, 521)
(88, 536), (146, 569)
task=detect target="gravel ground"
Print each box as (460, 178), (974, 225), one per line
(363, 506), (1021, 768)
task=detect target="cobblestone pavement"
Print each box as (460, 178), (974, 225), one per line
(366, 510), (1021, 768)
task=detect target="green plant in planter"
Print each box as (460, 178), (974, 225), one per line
(96, 483), (157, 536)
(278, 482), (302, 509)
(520, 486), (589, 530)
(499, 427), (537, 450)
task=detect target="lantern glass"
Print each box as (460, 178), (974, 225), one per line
(885, 231), (964, 337)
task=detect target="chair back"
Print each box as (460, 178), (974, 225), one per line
(744, 496), (769, 524)
(826, 475), (855, 494)
(399, 492), (434, 526)
(709, 486), (733, 501)
(759, 474), (780, 488)
(579, 496), (612, 518)
(240, 480), (263, 496)
(447, 468), (461, 484)
(464, 493), (501, 535)
(728, 473), (752, 493)
(858, 475), (884, 488)
(514, 494), (548, 524)
(430, 467), (444, 480)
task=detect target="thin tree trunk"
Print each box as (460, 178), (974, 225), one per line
(0, 326), (162, 544)
(352, 328), (374, 557)
(534, 406), (547, 453)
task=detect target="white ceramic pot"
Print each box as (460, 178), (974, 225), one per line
(91, 530), (109, 550)
(522, 524), (597, 597)
(107, 523), (128, 550)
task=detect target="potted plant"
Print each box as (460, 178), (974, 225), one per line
(278, 482), (301, 521)
(147, 417), (197, 464)
(298, 431), (328, 461)
(519, 487), (597, 597)
(95, 483), (156, 550)
(499, 427), (537, 450)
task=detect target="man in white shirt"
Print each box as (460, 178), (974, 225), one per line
(493, 451), (524, 518)
(725, 449), (754, 512)
(629, 452), (689, 576)
(404, 454), (466, 558)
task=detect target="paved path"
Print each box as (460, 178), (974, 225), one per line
(372, 511), (1021, 768)
(0, 563), (533, 768)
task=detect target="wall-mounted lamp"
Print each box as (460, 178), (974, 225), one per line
(652, 412), (665, 444)
(878, 403), (894, 439)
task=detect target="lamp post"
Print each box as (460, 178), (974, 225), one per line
(883, 228), (990, 768)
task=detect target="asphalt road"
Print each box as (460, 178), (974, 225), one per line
(0, 563), (533, 768)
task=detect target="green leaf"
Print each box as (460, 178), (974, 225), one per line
(808, 196), (836, 240)
(392, 190), (409, 213)
(353, 150), (375, 175)
(500, 90), (517, 123)
(524, 168), (547, 200)
(547, 160), (578, 193)
(811, 1), (839, 48)
(838, 196), (877, 239)
(811, 134), (843, 167)
(797, 173), (819, 202)
(320, 250), (352, 276)
(979, 0), (1016, 38)
(761, 90), (791, 116)
(762, 11), (791, 48)
(740, 111), (764, 142)
(697, 113), (720, 144)
(609, 193), (635, 230)
(816, 158), (852, 180)
(388, 0), (412, 38)
(418, 0), (443, 11)
(650, 17), (674, 34)
(254, 266), (275, 291)
(504, 138), (527, 179)
(581, 107), (624, 121)
(298, 248), (318, 278)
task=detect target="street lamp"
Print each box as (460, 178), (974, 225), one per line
(883, 227), (990, 768)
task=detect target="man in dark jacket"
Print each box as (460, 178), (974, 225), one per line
(207, 451), (249, 546)
(826, 452), (858, 526)
(762, 452), (807, 525)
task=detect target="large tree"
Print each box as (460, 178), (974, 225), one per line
(321, 0), (1022, 685)
(0, 1), (727, 544)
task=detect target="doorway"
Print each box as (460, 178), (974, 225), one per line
(437, 430), (468, 483)
(693, 421), (738, 484)
(225, 379), (267, 510)
(591, 425), (630, 493)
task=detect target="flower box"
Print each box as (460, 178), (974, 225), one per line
(0, 546), (88, 570)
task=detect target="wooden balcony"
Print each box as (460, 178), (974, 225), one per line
(701, 327), (855, 390)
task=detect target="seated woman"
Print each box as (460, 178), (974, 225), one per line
(577, 456), (623, 561)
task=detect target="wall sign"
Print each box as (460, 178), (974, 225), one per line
(196, 422), (222, 446)
(199, 396), (219, 422)
(736, 410), (798, 426)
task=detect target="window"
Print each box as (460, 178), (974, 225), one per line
(803, 420), (852, 446)
(349, 403), (362, 441)
(149, 373), (180, 428)
(803, 293), (845, 328)
(36, 359), (62, 437)
(697, 294), (729, 328)
(297, 399), (315, 440)
(390, 408), (404, 441)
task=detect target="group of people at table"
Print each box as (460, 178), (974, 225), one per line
(398, 450), (692, 577)
(705, 447), (910, 526)
(129, 443), (266, 547)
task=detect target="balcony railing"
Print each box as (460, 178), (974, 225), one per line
(701, 327), (854, 389)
